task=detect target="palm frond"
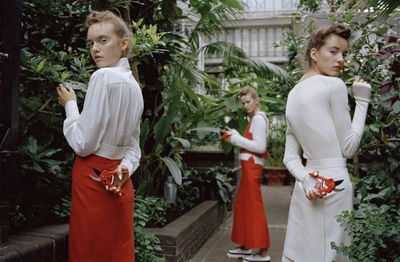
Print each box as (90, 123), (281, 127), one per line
(188, 1), (242, 50)
(352, 0), (400, 20)
(202, 41), (289, 80)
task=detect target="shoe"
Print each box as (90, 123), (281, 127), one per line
(227, 247), (252, 259)
(243, 254), (271, 261)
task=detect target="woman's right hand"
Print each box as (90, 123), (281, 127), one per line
(57, 84), (76, 107)
(302, 175), (325, 200)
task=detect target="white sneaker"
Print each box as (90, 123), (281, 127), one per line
(243, 254), (271, 261)
(227, 247), (252, 259)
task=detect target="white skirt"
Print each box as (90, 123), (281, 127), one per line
(282, 158), (352, 262)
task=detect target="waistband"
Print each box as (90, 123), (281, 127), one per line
(239, 153), (264, 166)
(306, 158), (346, 169)
(94, 143), (127, 160)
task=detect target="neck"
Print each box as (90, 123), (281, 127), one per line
(251, 108), (260, 117)
(300, 67), (321, 81)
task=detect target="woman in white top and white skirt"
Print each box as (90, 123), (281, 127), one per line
(57, 11), (143, 262)
(282, 24), (371, 262)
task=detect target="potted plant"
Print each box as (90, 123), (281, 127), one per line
(264, 118), (291, 185)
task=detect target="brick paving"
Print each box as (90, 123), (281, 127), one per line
(190, 185), (293, 262)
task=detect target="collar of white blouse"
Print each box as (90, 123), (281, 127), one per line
(109, 57), (130, 70)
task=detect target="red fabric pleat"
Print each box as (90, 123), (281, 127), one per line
(231, 121), (270, 249)
(68, 155), (134, 262)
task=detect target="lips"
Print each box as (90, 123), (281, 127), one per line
(94, 56), (103, 60)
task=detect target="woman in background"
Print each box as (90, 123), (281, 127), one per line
(224, 87), (271, 262)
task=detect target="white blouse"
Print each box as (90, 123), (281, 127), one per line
(230, 112), (269, 165)
(63, 58), (144, 176)
(283, 75), (370, 182)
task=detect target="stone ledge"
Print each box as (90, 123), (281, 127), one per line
(0, 201), (226, 262)
(0, 224), (68, 262)
(146, 200), (226, 262)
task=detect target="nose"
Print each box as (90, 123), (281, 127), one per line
(91, 42), (100, 53)
(337, 53), (344, 63)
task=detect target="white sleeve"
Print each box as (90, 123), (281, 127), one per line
(330, 81), (370, 158)
(230, 115), (267, 154)
(63, 70), (110, 157)
(283, 120), (308, 182)
(120, 119), (141, 176)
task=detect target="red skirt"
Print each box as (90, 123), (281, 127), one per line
(68, 155), (135, 262)
(231, 157), (270, 249)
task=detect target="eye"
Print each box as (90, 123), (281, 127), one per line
(330, 50), (337, 55)
(101, 38), (108, 44)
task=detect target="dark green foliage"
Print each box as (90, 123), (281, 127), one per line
(134, 195), (164, 261)
(13, 0), (94, 232)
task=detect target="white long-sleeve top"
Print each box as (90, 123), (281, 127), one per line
(63, 58), (144, 176)
(283, 75), (370, 183)
(230, 112), (269, 165)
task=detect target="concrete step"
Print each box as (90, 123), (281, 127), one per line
(190, 185), (293, 262)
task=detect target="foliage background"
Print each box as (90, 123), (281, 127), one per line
(13, 0), (400, 261)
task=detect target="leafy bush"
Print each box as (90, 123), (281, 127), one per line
(182, 166), (234, 204)
(134, 195), (164, 261)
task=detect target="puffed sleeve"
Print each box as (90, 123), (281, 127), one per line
(230, 114), (267, 154)
(63, 69), (110, 157)
(329, 80), (370, 158)
(120, 118), (141, 176)
(283, 120), (308, 182)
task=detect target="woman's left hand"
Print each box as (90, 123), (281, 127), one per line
(108, 165), (130, 196)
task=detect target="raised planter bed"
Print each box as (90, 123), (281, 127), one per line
(0, 224), (68, 262)
(145, 200), (226, 262)
(264, 166), (291, 185)
(181, 150), (235, 169)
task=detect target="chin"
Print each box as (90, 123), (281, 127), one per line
(96, 63), (109, 68)
(323, 71), (339, 77)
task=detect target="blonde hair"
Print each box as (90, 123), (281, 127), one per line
(239, 87), (259, 100)
(86, 10), (133, 57)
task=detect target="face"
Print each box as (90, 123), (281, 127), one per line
(240, 94), (259, 115)
(87, 22), (128, 68)
(310, 34), (349, 77)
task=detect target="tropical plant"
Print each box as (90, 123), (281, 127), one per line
(264, 118), (286, 167)
(132, 0), (290, 196)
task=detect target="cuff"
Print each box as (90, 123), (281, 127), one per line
(65, 100), (79, 119)
(120, 159), (134, 177)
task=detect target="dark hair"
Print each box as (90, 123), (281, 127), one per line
(239, 87), (259, 100)
(304, 23), (351, 66)
(86, 10), (133, 57)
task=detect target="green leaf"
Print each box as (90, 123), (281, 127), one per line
(172, 137), (191, 149)
(60, 71), (69, 81)
(36, 60), (45, 72)
(154, 115), (172, 142)
(160, 157), (182, 185)
(26, 137), (38, 154)
(221, 0), (243, 10)
(392, 100), (400, 113)
(32, 161), (45, 173)
(37, 148), (62, 158)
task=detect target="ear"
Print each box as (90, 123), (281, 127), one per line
(310, 48), (318, 63)
(120, 37), (129, 51)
